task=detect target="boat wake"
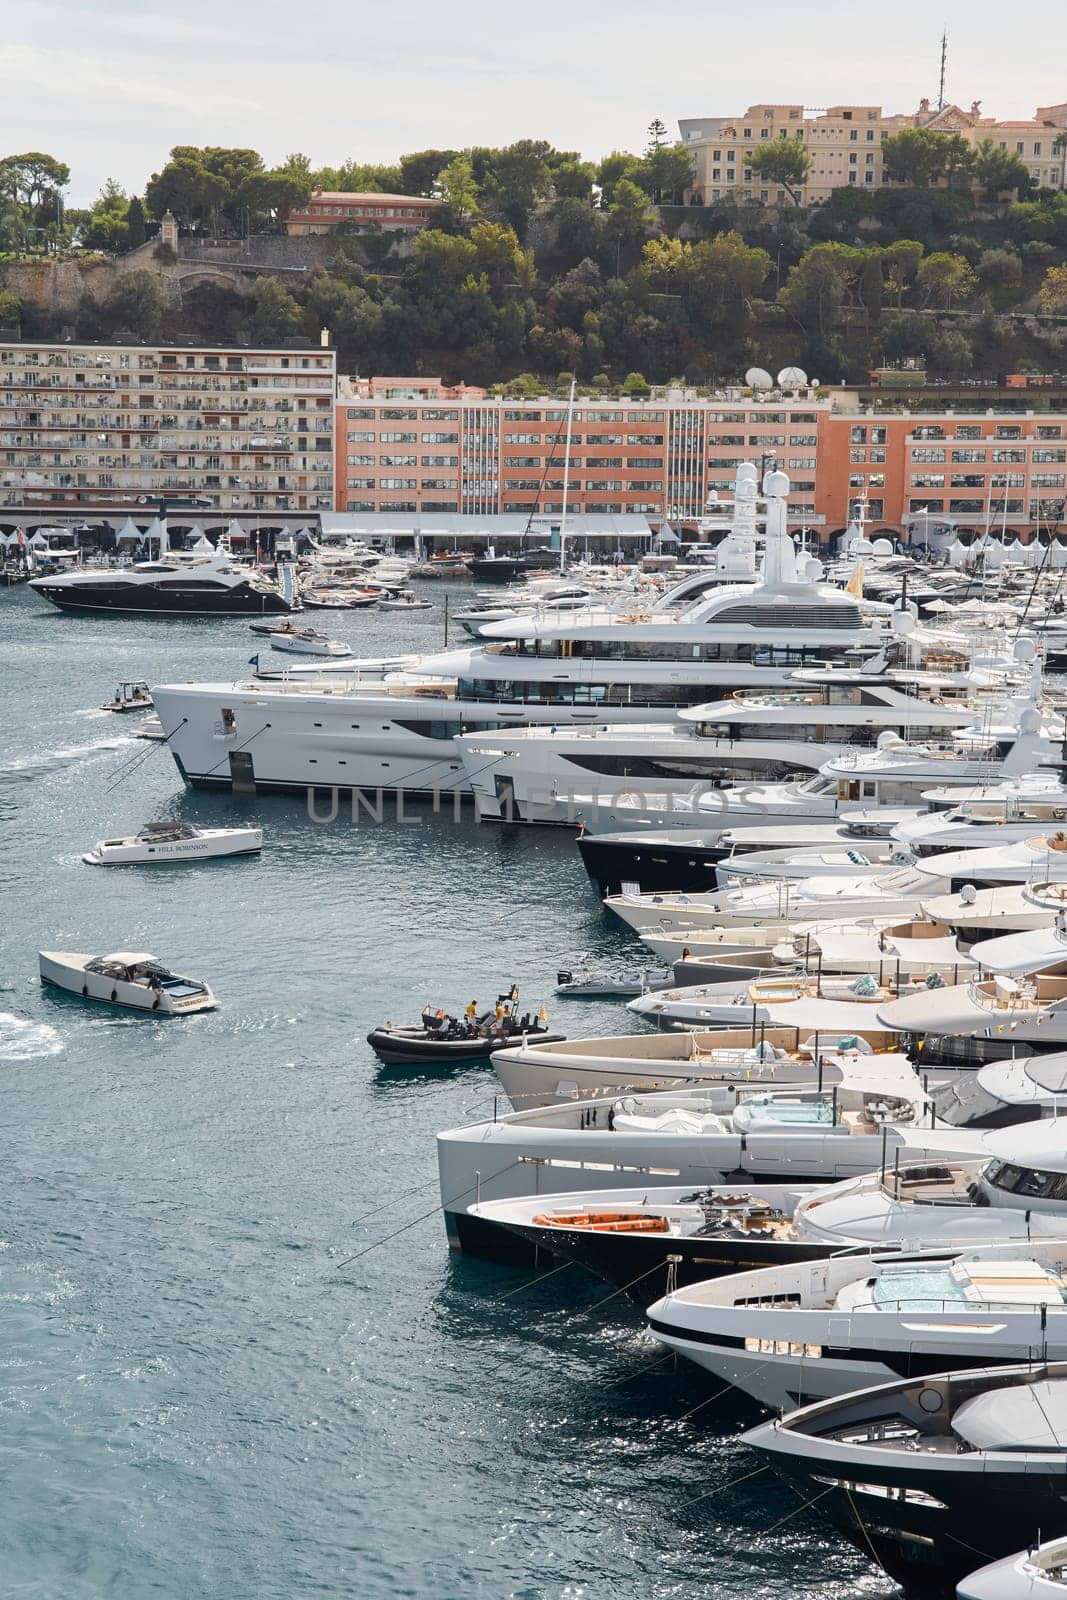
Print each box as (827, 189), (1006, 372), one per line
(0, 735), (135, 780)
(0, 1013), (63, 1060)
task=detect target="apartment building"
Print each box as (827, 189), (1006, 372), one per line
(0, 340), (337, 515)
(335, 385), (829, 523)
(679, 99), (1067, 207)
(822, 412), (1067, 531)
(283, 191), (442, 236)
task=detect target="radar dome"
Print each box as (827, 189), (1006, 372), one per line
(745, 367), (773, 391)
(1019, 706), (1042, 735)
(849, 536), (874, 555)
(763, 469), (791, 499)
(877, 730), (904, 750)
(891, 609), (916, 636)
(872, 538), (894, 557)
(960, 884), (977, 905)
(777, 365), (808, 389)
(804, 558), (823, 582)
(736, 462), (759, 483)
(1014, 637), (1037, 663)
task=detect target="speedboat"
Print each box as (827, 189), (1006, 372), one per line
(269, 629), (351, 657)
(39, 950), (217, 1014)
(249, 617), (303, 636)
(100, 680), (152, 713)
(302, 587), (378, 610)
(744, 1363), (1067, 1598)
(960, 1534), (1067, 1599)
(378, 591), (433, 612)
(646, 1238), (1067, 1410)
(82, 821), (262, 866)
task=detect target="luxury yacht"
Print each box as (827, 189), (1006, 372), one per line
(83, 821), (262, 866)
(488, 1026), (904, 1108)
(909, 836), (1067, 888)
(465, 1181), (845, 1294)
(150, 466), (891, 798)
(894, 783), (1067, 855)
(646, 1238), (1067, 1409)
(437, 1069), (985, 1257)
(744, 1363), (1067, 1599)
(31, 548), (291, 616)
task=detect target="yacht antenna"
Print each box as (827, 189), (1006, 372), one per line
(937, 30), (948, 110)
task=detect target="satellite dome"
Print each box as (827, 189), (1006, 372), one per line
(872, 538), (894, 557)
(1014, 637), (1037, 663)
(849, 536), (874, 556)
(777, 365), (808, 389)
(745, 367), (773, 391)
(804, 558), (823, 582)
(736, 462), (759, 483)
(763, 469), (791, 499)
(891, 609), (916, 636)
(877, 730), (904, 749)
(1019, 706), (1042, 735)
(960, 884), (977, 905)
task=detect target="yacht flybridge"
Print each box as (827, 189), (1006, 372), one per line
(152, 466), (896, 799)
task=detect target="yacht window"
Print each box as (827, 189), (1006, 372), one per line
(986, 1161), (1028, 1194)
(1013, 1167), (1056, 1198)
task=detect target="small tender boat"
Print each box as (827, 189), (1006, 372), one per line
(270, 629), (351, 657)
(249, 617), (301, 636)
(83, 821), (263, 866)
(39, 950), (217, 1014)
(302, 587), (378, 609)
(100, 679), (152, 713)
(132, 715), (165, 741)
(379, 591), (433, 612)
(368, 989), (562, 1065)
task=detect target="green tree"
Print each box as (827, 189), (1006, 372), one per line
(972, 138), (1032, 200)
(437, 152), (480, 220)
(245, 276), (303, 341)
(399, 149), (456, 196)
(470, 220), (536, 290)
(0, 288), (21, 324)
(552, 160), (597, 200)
(622, 370), (651, 396)
(607, 178), (652, 246)
(881, 128), (955, 187)
(976, 247), (1023, 306)
(484, 140), (553, 232)
(881, 238), (925, 305)
(104, 270), (164, 339)
(743, 135), (812, 204)
(633, 143), (694, 205)
(915, 250), (977, 308)
(779, 241), (864, 334)
(126, 195), (146, 248)
(595, 151), (640, 206)
(412, 228), (478, 280)
(646, 119), (668, 150)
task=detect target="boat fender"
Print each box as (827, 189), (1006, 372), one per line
(152, 997), (160, 1011)
(110, 989), (117, 1002)
(82, 983), (88, 997)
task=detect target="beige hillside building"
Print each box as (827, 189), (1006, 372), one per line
(679, 99), (1067, 206)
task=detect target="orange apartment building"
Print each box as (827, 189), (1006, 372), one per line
(335, 379), (1067, 537)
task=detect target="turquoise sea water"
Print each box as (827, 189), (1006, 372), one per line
(0, 584), (890, 1599)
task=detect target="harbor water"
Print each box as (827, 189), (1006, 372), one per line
(0, 585), (889, 1598)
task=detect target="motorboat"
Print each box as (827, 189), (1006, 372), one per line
(744, 1363), (1067, 1599)
(714, 839), (914, 888)
(436, 1067), (986, 1257)
(894, 784), (1067, 855)
(132, 715), (165, 742)
(39, 950), (217, 1014)
(603, 863), (951, 940)
(367, 989), (562, 1065)
(269, 629), (352, 657)
(488, 1026), (904, 1109)
(627, 970), (955, 1031)
(646, 1238), (1067, 1410)
(82, 821), (263, 866)
(909, 835), (1067, 888)
(249, 618), (304, 636)
(100, 680), (152, 714)
(30, 549), (291, 616)
(465, 1181), (834, 1290)
(302, 587), (378, 610)
(960, 1535), (1067, 1600)
(378, 591), (433, 612)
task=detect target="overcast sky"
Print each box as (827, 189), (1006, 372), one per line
(6, 0), (1065, 205)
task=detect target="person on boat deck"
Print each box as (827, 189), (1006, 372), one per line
(494, 1000), (505, 1024)
(421, 1006), (437, 1032)
(465, 1000), (477, 1023)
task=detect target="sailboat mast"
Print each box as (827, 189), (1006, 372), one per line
(559, 374), (576, 573)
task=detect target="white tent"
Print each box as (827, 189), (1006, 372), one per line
(115, 516), (142, 544)
(226, 519), (249, 543)
(1052, 539), (1067, 569)
(28, 529), (49, 547)
(946, 537), (971, 568)
(1001, 537), (1026, 564)
(189, 532), (215, 555)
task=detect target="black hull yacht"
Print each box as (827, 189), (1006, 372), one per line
(745, 1362), (1067, 1599)
(577, 829), (727, 895)
(469, 549), (561, 585)
(30, 557), (290, 617)
(466, 1183), (847, 1295)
